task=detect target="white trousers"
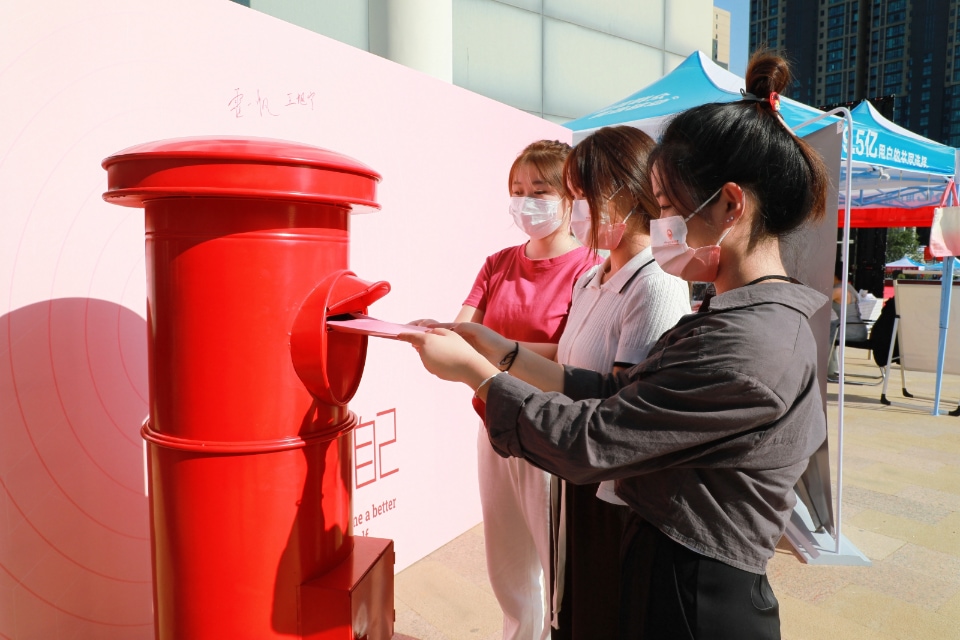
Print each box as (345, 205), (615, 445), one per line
(478, 423), (552, 640)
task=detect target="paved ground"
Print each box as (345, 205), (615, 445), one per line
(391, 350), (960, 639)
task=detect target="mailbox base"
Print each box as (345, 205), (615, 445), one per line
(300, 536), (395, 640)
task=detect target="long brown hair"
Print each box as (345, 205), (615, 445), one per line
(563, 126), (657, 250)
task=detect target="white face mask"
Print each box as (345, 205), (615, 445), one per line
(509, 196), (563, 240)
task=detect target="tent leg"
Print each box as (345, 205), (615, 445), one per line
(899, 353), (911, 397)
(880, 317), (897, 406)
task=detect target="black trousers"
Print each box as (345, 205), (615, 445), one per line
(619, 512), (781, 640)
(552, 481), (626, 640)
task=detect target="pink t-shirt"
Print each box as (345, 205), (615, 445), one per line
(464, 243), (600, 416)
(465, 244), (599, 341)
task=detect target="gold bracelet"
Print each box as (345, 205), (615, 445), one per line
(474, 371), (505, 399)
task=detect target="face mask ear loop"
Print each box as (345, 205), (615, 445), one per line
(599, 185), (625, 224)
(716, 222), (735, 246)
(683, 187), (723, 222)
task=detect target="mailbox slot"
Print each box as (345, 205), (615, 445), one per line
(291, 270), (390, 406)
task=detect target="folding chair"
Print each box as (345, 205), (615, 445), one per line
(829, 320), (885, 386)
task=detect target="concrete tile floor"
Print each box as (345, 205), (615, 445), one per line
(392, 351), (960, 639)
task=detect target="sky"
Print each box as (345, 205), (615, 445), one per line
(714, 0), (749, 77)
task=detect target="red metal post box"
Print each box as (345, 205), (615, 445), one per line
(102, 137), (395, 640)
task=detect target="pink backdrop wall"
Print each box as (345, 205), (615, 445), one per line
(0, 1), (569, 637)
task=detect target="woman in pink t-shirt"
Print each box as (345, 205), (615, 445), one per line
(420, 140), (598, 640)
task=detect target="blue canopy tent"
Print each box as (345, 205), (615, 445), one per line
(885, 256), (926, 269)
(924, 256), (960, 270)
(565, 51), (832, 142)
(842, 104), (958, 417)
(565, 52), (958, 230)
(842, 101), (958, 228)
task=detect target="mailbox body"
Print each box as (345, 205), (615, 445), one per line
(103, 137), (394, 640)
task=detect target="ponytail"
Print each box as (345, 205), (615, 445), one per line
(650, 50), (829, 246)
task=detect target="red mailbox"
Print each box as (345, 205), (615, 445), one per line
(103, 137), (395, 640)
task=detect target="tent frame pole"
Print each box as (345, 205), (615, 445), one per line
(932, 179), (959, 415)
(794, 107), (859, 559)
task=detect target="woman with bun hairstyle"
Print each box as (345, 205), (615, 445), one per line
(401, 51), (829, 638)
(552, 125), (689, 639)
(417, 139), (599, 640)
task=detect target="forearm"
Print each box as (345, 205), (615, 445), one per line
(492, 343), (565, 394)
(520, 341), (558, 361)
(486, 367), (785, 484)
(454, 305), (482, 323)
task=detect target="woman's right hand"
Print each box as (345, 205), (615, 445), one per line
(397, 328), (499, 388)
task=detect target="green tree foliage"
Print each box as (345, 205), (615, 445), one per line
(885, 227), (923, 263)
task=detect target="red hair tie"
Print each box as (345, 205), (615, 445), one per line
(769, 92), (781, 112)
(740, 88), (781, 112)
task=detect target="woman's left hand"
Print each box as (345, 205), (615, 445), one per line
(397, 328), (499, 388)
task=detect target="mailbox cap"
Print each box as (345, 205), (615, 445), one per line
(102, 136), (381, 211)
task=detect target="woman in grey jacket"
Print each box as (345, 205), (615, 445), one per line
(401, 51), (830, 639)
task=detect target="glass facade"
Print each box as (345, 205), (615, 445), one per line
(750, 0), (960, 146)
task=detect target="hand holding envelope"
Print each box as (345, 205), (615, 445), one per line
(329, 313), (507, 393)
(326, 313), (430, 339)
